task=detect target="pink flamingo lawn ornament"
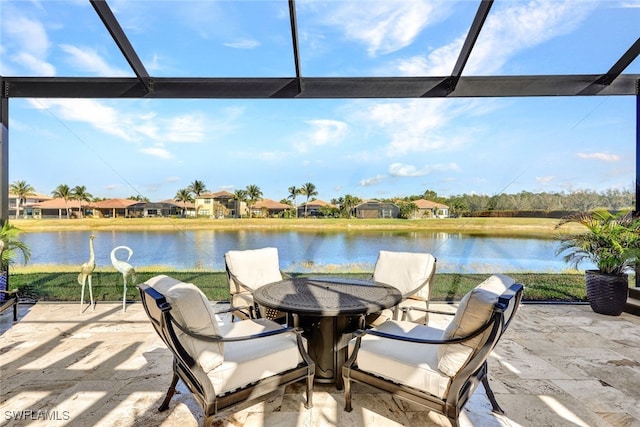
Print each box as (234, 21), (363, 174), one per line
(78, 234), (96, 313)
(110, 246), (136, 313)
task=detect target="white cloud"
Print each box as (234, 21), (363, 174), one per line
(5, 15), (50, 57)
(463, 0), (595, 75)
(577, 152), (620, 162)
(30, 98), (133, 141)
(2, 14), (55, 75)
(536, 176), (555, 184)
(59, 44), (131, 76)
(318, 1), (447, 57)
(165, 114), (206, 143)
(394, 0), (595, 76)
(140, 146), (173, 160)
(353, 99), (472, 156)
(389, 162), (460, 177)
(11, 52), (56, 76)
(224, 39), (260, 49)
(294, 119), (348, 152)
(360, 175), (386, 186)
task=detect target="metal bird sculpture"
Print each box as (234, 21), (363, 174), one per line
(78, 234), (96, 313)
(110, 245), (136, 313)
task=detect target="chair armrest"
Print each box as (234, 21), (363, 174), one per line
(363, 317), (495, 345)
(400, 306), (456, 316)
(170, 318), (304, 343)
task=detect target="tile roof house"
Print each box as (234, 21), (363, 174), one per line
(251, 198), (291, 217)
(30, 197), (86, 219)
(9, 192), (52, 219)
(297, 199), (336, 218)
(195, 191), (240, 218)
(354, 200), (400, 219)
(411, 199), (450, 218)
(159, 199), (196, 217)
(91, 198), (139, 218)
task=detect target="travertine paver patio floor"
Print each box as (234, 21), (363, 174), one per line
(1, 301), (639, 427)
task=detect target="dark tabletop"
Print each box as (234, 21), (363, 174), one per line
(253, 276), (402, 316)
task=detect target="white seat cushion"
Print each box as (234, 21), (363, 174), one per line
(211, 318), (304, 394)
(145, 275), (224, 373)
(437, 274), (516, 377)
(350, 320), (451, 398)
(225, 247), (283, 294)
(373, 251), (436, 300)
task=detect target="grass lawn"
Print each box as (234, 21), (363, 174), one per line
(6, 270), (608, 303)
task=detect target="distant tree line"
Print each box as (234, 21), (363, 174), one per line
(9, 177), (636, 220)
(389, 188), (636, 218)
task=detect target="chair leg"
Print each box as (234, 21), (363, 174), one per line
(305, 373), (314, 409)
(158, 373), (179, 412)
(344, 375), (353, 412)
(482, 375), (505, 415)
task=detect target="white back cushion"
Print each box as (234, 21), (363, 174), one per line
(225, 247), (283, 294)
(437, 274), (516, 377)
(145, 275), (224, 373)
(373, 250), (436, 300)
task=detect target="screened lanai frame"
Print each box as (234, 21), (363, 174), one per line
(1, 0), (639, 221)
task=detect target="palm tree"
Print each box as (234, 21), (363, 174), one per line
(187, 180), (207, 198)
(300, 182), (318, 218)
(245, 185), (263, 218)
(51, 184), (73, 219)
(9, 180), (35, 220)
(288, 186), (301, 218)
(175, 188), (193, 216)
(72, 185), (93, 218)
(233, 189), (247, 218)
(129, 194), (150, 202)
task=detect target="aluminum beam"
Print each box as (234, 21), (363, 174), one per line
(3, 75), (639, 99)
(90, 0), (152, 93)
(288, 0), (304, 94)
(449, 0), (493, 90)
(0, 93), (7, 225)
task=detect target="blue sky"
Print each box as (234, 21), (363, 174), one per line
(1, 0), (639, 203)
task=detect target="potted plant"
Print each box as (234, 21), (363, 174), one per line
(555, 209), (640, 316)
(0, 221), (31, 302)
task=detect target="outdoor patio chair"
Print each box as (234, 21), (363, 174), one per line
(138, 275), (314, 425)
(343, 274), (524, 427)
(224, 247), (289, 321)
(368, 250), (437, 325)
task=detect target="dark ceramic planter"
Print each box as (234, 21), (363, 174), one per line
(585, 270), (629, 316)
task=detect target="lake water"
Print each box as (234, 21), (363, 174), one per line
(19, 230), (584, 273)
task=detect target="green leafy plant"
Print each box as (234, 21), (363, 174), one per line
(555, 210), (640, 275)
(0, 221), (31, 271)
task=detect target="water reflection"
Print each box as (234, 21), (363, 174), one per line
(20, 229), (582, 273)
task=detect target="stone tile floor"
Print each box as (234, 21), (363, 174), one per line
(1, 302), (639, 427)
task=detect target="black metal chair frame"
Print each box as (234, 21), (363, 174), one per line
(225, 263), (291, 321)
(138, 283), (314, 426)
(343, 283), (524, 427)
(0, 289), (19, 321)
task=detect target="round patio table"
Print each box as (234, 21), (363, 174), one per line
(253, 276), (401, 389)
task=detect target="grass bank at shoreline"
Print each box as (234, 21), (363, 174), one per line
(8, 271), (601, 303)
(7, 217), (599, 303)
(11, 217), (582, 238)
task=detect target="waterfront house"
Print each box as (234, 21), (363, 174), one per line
(252, 198), (291, 217)
(355, 200), (400, 219)
(195, 191), (241, 218)
(411, 199), (450, 218)
(297, 199), (336, 218)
